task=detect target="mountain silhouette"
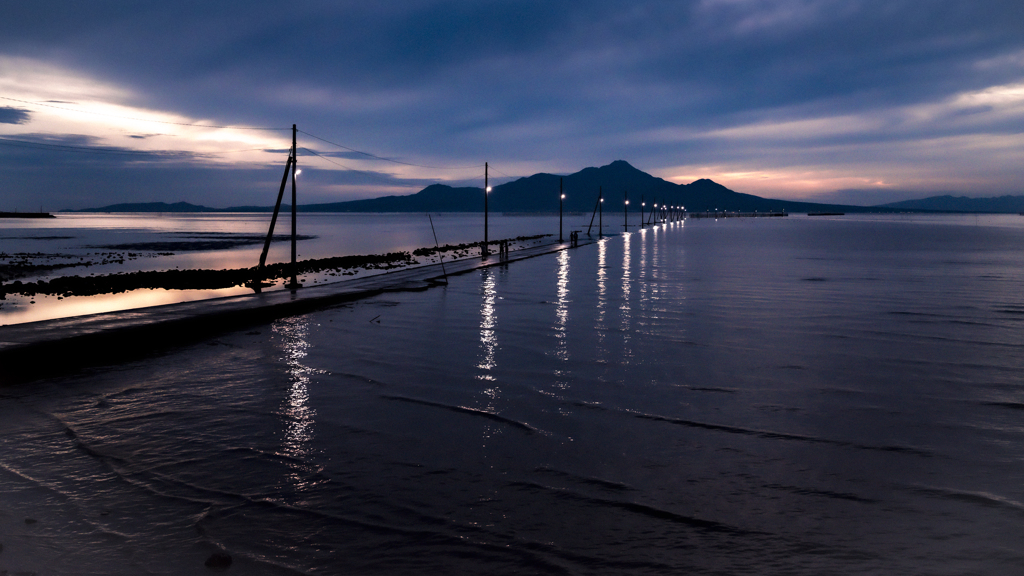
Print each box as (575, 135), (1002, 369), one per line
(877, 194), (1024, 213)
(298, 160), (863, 213)
(73, 161), (878, 214)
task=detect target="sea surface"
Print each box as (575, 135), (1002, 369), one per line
(3, 214), (1024, 574)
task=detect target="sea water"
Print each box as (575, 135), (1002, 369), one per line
(2, 214), (1024, 574)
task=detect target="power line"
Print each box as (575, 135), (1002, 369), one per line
(1, 96), (289, 131)
(486, 164), (519, 184)
(299, 147), (410, 185)
(297, 129), (481, 170)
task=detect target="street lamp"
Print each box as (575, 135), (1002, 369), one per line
(484, 162), (490, 256)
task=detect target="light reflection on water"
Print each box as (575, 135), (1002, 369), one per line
(638, 228), (649, 325)
(554, 249), (570, 366)
(476, 267), (498, 378)
(595, 238), (608, 358)
(272, 317), (318, 467)
(620, 232), (632, 356)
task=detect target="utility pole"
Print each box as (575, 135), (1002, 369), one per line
(483, 162), (489, 257)
(255, 124), (299, 293)
(288, 124), (299, 289)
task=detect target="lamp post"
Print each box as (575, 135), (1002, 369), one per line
(641, 196), (645, 229)
(484, 162), (490, 257)
(559, 178), (564, 243)
(288, 124), (299, 289)
(599, 191), (604, 237)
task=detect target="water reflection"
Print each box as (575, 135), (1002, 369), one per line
(639, 228), (649, 307)
(477, 268), (498, 379)
(272, 317), (318, 462)
(620, 232), (633, 358)
(596, 239), (608, 357)
(555, 249), (571, 366)
(476, 268), (502, 442)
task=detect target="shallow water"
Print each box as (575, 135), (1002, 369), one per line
(3, 215), (1024, 574)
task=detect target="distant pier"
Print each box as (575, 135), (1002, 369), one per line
(686, 211), (787, 218)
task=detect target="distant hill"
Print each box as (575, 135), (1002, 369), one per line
(74, 201), (219, 213)
(877, 195), (1024, 213)
(72, 161), (882, 214)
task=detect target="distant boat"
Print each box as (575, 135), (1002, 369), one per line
(0, 211), (55, 219)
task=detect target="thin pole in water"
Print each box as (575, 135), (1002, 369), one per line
(428, 214), (448, 284)
(559, 177), (564, 243)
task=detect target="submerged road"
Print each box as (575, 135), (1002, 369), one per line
(0, 237), (597, 382)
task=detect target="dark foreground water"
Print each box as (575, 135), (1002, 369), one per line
(3, 215), (1024, 575)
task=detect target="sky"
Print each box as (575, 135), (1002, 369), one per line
(1, 0), (1023, 210)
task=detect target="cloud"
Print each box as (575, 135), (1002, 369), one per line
(2, 1), (1024, 208)
(0, 106), (30, 124)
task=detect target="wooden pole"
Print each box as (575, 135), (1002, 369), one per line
(586, 188), (600, 236)
(258, 155), (293, 273)
(288, 124), (299, 289)
(483, 162), (489, 256)
(428, 214), (448, 284)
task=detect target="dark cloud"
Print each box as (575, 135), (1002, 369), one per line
(0, 133), (205, 163)
(0, 106), (30, 124)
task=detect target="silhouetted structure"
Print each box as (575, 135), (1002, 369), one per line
(256, 124), (300, 291)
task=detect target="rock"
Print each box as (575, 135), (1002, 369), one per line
(204, 552), (232, 571)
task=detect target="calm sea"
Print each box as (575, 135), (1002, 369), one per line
(2, 214), (1024, 574)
